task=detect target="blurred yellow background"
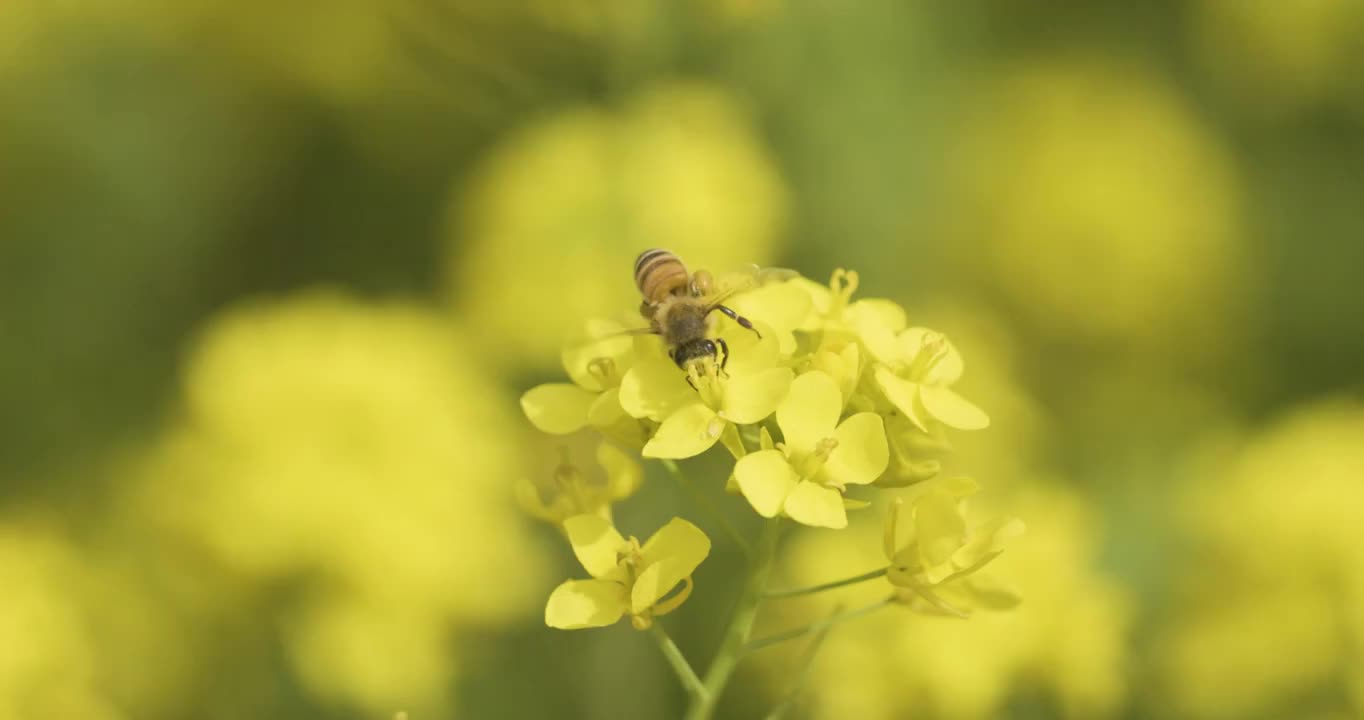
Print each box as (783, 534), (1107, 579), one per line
(2, 1), (1363, 718)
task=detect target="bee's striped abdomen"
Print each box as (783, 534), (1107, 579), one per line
(634, 248), (689, 303)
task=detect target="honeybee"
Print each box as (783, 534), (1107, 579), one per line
(633, 248), (763, 371)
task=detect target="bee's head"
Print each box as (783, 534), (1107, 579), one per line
(671, 339), (719, 370)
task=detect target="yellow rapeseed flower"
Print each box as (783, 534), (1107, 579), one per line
(0, 526), (125, 720)
(873, 327), (990, 432)
(546, 515), (711, 631)
(516, 442), (643, 528)
(139, 292), (545, 715)
(733, 371), (889, 528)
(623, 321), (794, 460)
(883, 479), (1024, 616)
(450, 83), (787, 365)
(791, 268), (906, 359)
(521, 318), (648, 447)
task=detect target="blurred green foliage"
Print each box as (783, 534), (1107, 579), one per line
(2, 1), (1362, 718)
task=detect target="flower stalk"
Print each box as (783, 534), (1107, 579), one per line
(650, 624), (707, 701)
(685, 518), (783, 720)
(761, 566), (889, 600)
(762, 605), (844, 720)
(661, 459), (750, 554)
(743, 597), (894, 655)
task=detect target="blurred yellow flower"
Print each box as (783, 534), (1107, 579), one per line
(1159, 402), (1364, 719)
(943, 60), (1243, 353)
(449, 82), (787, 365)
(546, 514), (710, 630)
(883, 479), (1024, 616)
(771, 484), (1129, 719)
(1193, 0), (1364, 116)
(516, 441), (643, 528)
(0, 526), (125, 720)
(733, 371), (888, 528)
(138, 292), (547, 715)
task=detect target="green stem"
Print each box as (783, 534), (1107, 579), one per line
(763, 606), (843, 720)
(743, 597), (893, 655)
(650, 623), (707, 701)
(685, 518), (783, 720)
(661, 459), (750, 554)
(761, 566), (888, 600)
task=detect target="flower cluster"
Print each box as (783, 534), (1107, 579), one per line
(521, 262), (1021, 635)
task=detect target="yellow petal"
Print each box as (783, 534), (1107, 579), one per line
(919, 386), (990, 430)
(521, 384), (596, 434)
(809, 351), (845, 390)
(846, 298), (908, 335)
(900, 327), (964, 385)
(564, 514), (627, 578)
(939, 476), (981, 499)
(961, 575), (1023, 610)
(728, 281), (815, 334)
(596, 441), (642, 500)
(859, 321), (903, 366)
(897, 327), (929, 367)
(776, 371), (842, 457)
(837, 342), (861, 400)
(883, 498), (906, 560)
(789, 277), (833, 330)
(874, 368), (930, 432)
(545, 579), (628, 629)
(561, 320), (634, 391)
(515, 478), (555, 523)
(820, 412), (889, 486)
(649, 575), (694, 617)
(633, 518), (711, 613)
(721, 367), (794, 425)
(783, 482), (848, 529)
(718, 319), (781, 375)
(640, 517), (712, 570)
(618, 336), (695, 420)
(952, 517), (1025, 571)
(719, 422), (748, 460)
(593, 392), (648, 449)
(642, 403), (724, 459)
(588, 387), (627, 428)
(913, 490), (968, 584)
(733, 449), (798, 517)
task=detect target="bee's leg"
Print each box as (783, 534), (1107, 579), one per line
(713, 305), (761, 339)
(716, 338), (731, 376)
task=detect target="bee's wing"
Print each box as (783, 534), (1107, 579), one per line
(705, 264), (799, 308)
(577, 327), (658, 341)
